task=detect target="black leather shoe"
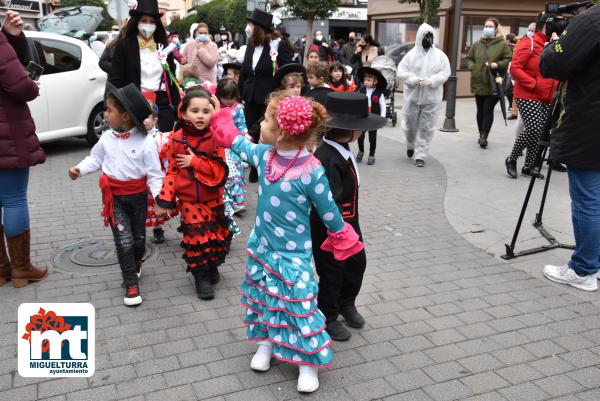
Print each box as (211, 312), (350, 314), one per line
(192, 269), (214, 300)
(341, 307), (365, 328)
(522, 166), (545, 180)
(326, 320), (352, 341)
(416, 159), (426, 168)
(407, 149), (414, 158)
(505, 158), (517, 179)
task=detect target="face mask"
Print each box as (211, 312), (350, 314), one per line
(483, 27), (495, 37)
(245, 24), (253, 37)
(527, 31), (534, 38)
(138, 23), (156, 39)
(196, 34), (209, 42)
(221, 34), (228, 41)
(349, 37), (355, 43)
(315, 35), (323, 41)
(422, 32), (433, 49)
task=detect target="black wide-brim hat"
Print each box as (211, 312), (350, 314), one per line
(273, 63), (307, 90)
(277, 26), (290, 38)
(106, 83), (152, 134)
(247, 9), (274, 32)
(324, 92), (387, 131)
(130, 0), (163, 18)
(223, 62), (242, 74)
(357, 66), (387, 91)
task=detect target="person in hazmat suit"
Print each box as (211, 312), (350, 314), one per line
(397, 23), (450, 167)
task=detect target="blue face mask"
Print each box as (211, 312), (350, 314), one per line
(483, 27), (495, 37)
(196, 34), (209, 42)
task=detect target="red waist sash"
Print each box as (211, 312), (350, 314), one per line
(99, 174), (147, 227)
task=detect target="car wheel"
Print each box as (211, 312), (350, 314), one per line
(86, 104), (106, 146)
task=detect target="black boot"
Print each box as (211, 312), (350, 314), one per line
(210, 265), (220, 284)
(341, 307), (365, 328)
(192, 269), (214, 300)
(522, 166), (545, 180)
(505, 158), (517, 179)
(479, 131), (489, 149)
(551, 161), (567, 172)
(326, 320), (351, 341)
(152, 227), (165, 244)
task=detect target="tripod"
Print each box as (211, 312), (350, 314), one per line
(502, 83), (575, 260)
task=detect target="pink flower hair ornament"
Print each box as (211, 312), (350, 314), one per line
(276, 96), (313, 136)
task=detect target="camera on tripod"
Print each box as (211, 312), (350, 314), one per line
(543, 1), (593, 36)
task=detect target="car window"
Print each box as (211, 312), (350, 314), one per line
(31, 38), (81, 75)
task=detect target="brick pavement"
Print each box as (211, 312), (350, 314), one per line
(0, 134), (599, 401)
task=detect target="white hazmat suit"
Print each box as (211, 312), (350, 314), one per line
(397, 23), (450, 162)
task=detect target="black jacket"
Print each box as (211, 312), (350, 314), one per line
(540, 5), (600, 169)
(108, 35), (180, 107)
(239, 41), (293, 105)
(310, 141), (360, 224)
(305, 86), (333, 107)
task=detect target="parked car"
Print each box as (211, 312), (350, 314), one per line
(24, 6), (107, 145)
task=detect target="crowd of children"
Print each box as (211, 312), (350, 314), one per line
(68, 31), (392, 390)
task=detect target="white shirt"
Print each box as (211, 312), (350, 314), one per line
(90, 41), (106, 58)
(139, 48), (164, 92)
(366, 87), (387, 118)
(76, 128), (164, 198)
(323, 138), (360, 186)
(252, 46), (263, 70)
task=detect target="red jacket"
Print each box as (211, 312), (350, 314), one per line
(0, 29), (45, 170)
(511, 32), (558, 103)
(157, 126), (228, 208)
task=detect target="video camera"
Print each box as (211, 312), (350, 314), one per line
(543, 1), (593, 36)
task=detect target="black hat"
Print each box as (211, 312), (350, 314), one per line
(273, 63), (307, 90)
(277, 26), (290, 38)
(223, 62), (242, 75)
(219, 25), (228, 34)
(130, 0), (162, 18)
(324, 92), (387, 131)
(357, 66), (387, 91)
(247, 9), (274, 32)
(106, 83), (152, 134)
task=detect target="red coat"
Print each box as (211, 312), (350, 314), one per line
(0, 29), (45, 170)
(157, 126), (228, 208)
(511, 32), (558, 104)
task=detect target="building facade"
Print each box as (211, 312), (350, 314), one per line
(368, 0), (549, 97)
(1, 0), (44, 25)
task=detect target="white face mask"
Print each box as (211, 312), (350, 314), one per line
(527, 31), (534, 38)
(315, 35), (323, 41)
(245, 24), (253, 37)
(221, 34), (228, 41)
(138, 23), (156, 39)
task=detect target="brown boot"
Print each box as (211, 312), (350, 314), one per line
(7, 229), (48, 288)
(0, 227), (11, 285)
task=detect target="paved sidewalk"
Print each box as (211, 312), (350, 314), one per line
(0, 117), (599, 400)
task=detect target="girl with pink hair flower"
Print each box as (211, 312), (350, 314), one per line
(211, 92), (364, 393)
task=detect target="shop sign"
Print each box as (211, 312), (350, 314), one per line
(331, 7), (367, 21)
(0, 0), (41, 12)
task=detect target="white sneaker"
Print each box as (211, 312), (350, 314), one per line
(543, 264), (598, 292)
(297, 365), (319, 393)
(250, 344), (272, 371)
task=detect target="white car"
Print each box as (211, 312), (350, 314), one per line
(26, 7), (107, 145)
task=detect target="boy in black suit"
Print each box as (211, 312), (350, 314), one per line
(310, 92), (386, 341)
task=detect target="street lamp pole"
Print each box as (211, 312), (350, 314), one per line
(440, 0), (462, 132)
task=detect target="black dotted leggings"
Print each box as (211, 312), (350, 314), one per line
(508, 99), (550, 168)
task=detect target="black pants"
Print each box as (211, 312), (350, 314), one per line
(244, 101), (267, 143)
(358, 130), (377, 157)
(474, 95), (499, 134)
(312, 220), (367, 323)
(110, 192), (147, 285)
(156, 91), (177, 133)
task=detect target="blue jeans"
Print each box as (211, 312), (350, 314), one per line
(568, 166), (600, 275)
(0, 168), (30, 237)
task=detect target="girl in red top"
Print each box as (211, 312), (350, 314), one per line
(505, 13), (558, 180)
(156, 89), (232, 300)
(328, 62), (356, 93)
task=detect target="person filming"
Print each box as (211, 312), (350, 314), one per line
(540, 2), (600, 292)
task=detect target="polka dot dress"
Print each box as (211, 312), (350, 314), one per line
(232, 136), (346, 368)
(509, 99), (551, 168)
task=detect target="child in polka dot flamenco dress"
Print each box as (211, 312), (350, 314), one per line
(211, 92), (364, 393)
